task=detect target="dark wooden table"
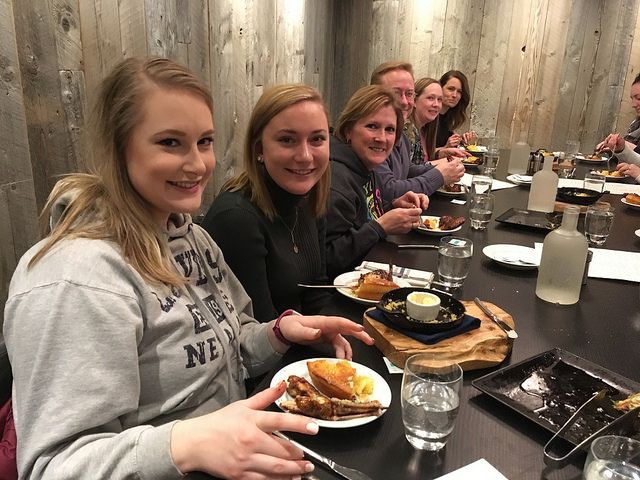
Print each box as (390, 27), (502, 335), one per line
(193, 165), (640, 480)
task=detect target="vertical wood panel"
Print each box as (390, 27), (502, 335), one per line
(369, 1), (401, 71)
(303, 0), (334, 101)
(408, 0), (434, 77)
(52, 0), (82, 70)
(615, 2), (640, 133)
(275, 0), (305, 83)
(119, 0), (148, 58)
(427, 0), (448, 78)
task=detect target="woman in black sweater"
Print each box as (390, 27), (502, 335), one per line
(202, 85), (331, 322)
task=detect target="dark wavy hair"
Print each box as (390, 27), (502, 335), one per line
(439, 70), (470, 131)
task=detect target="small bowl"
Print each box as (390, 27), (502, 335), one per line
(377, 288), (465, 333)
(406, 291), (441, 322)
(556, 187), (605, 206)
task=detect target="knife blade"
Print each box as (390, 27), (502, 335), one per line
(473, 297), (518, 339)
(397, 244), (439, 249)
(273, 431), (373, 480)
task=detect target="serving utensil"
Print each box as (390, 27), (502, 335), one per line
(273, 431), (373, 480)
(473, 298), (518, 339)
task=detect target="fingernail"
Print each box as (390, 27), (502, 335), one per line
(305, 462), (315, 472)
(306, 422), (319, 434)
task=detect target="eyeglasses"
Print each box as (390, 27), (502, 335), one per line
(392, 88), (415, 100)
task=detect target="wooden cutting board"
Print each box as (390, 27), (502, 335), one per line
(363, 300), (514, 371)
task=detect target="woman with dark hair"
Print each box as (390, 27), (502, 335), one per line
(436, 70), (477, 150)
(202, 84), (331, 322)
(597, 73), (640, 153)
(326, 85), (429, 275)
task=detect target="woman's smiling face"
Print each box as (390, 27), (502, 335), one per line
(347, 105), (397, 170)
(415, 83), (443, 126)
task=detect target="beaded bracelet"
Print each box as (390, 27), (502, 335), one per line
(273, 309), (299, 346)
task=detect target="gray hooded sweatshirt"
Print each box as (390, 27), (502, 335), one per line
(4, 195), (282, 479)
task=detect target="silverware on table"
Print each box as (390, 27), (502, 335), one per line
(298, 283), (353, 289)
(273, 431), (373, 480)
(397, 244), (439, 249)
(496, 256), (538, 266)
(473, 297), (518, 339)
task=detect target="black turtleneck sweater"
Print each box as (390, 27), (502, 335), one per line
(201, 178), (328, 322)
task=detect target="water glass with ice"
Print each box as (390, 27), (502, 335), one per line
(437, 236), (473, 287)
(584, 172), (606, 193)
(471, 174), (492, 195)
(585, 202), (614, 247)
(583, 435), (640, 480)
(469, 193), (494, 230)
(401, 354), (463, 451)
(482, 151), (499, 176)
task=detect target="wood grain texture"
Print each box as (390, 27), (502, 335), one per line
(119, 0), (147, 58)
(52, 0), (82, 70)
(363, 301), (514, 371)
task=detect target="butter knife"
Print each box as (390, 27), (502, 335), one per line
(473, 297), (518, 339)
(273, 431), (373, 480)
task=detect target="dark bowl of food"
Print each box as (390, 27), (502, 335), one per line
(377, 287), (466, 333)
(556, 187), (605, 206)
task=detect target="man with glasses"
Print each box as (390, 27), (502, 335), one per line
(370, 61), (466, 204)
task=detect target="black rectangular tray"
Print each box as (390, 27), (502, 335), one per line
(495, 208), (563, 231)
(472, 348), (640, 445)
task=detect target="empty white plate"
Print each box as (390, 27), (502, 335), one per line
(483, 244), (540, 269)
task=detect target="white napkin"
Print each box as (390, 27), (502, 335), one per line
(355, 261), (434, 287)
(460, 173), (518, 191)
(557, 178), (640, 195)
(434, 459), (508, 480)
(535, 243), (640, 283)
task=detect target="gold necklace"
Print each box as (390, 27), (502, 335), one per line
(279, 208), (299, 254)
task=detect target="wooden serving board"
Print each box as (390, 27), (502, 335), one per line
(363, 300), (514, 371)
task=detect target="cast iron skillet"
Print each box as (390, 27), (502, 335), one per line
(377, 287), (465, 333)
(556, 187), (606, 206)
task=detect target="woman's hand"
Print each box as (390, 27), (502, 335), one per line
(462, 131), (477, 145)
(171, 383), (319, 479)
(617, 162), (640, 180)
(437, 147), (470, 159)
(376, 207), (423, 236)
(445, 133), (462, 147)
(392, 191), (429, 210)
(435, 158), (465, 185)
(597, 133), (625, 153)
(275, 314), (374, 359)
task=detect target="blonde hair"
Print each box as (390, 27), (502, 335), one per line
(370, 61), (414, 85)
(334, 85), (403, 147)
(222, 84), (330, 219)
(411, 77), (441, 161)
(29, 57), (213, 286)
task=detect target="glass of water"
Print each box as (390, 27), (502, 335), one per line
(401, 354), (463, 451)
(584, 171), (606, 193)
(471, 174), (493, 195)
(583, 435), (640, 480)
(585, 202), (615, 247)
(482, 151), (500, 176)
(437, 236), (473, 287)
(469, 193), (494, 230)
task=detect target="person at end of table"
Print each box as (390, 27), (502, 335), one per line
(599, 133), (640, 182)
(598, 73), (640, 154)
(3, 57), (374, 480)
(435, 70), (477, 152)
(408, 77), (467, 169)
(326, 84), (429, 276)
(369, 61), (466, 204)
(202, 84), (331, 322)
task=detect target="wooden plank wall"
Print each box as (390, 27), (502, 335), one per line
(2, 0), (640, 321)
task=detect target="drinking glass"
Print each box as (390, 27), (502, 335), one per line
(471, 174), (493, 195)
(401, 354), (463, 451)
(585, 202), (615, 247)
(469, 193), (494, 230)
(482, 151), (500, 175)
(583, 435), (640, 480)
(557, 154), (577, 179)
(437, 236), (473, 287)
(566, 139), (580, 155)
(584, 172), (606, 193)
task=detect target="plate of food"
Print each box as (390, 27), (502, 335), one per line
(591, 169), (627, 181)
(622, 193), (640, 209)
(506, 174), (533, 186)
(466, 144), (488, 153)
(333, 270), (411, 306)
(576, 153), (608, 163)
(462, 155), (483, 167)
(271, 358), (392, 428)
(436, 183), (468, 196)
(415, 215), (465, 235)
(482, 244), (540, 270)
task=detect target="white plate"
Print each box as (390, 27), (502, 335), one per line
(271, 358), (392, 428)
(466, 145), (488, 153)
(506, 174), (532, 185)
(590, 170), (627, 182)
(436, 184), (468, 196)
(415, 215), (464, 235)
(482, 244), (540, 270)
(576, 155), (607, 163)
(621, 197), (640, 209)
(333, 271), (411, 306)
(635, 229), (640, 238)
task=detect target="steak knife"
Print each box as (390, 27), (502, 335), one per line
(473, 297), (518, 339)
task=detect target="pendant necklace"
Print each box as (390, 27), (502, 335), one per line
(280, 207), (299, 254)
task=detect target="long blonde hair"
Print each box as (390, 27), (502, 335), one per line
(411, 78), (441, 161)
(222, 84), (330, 219)
(29, 57), (213, 286)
